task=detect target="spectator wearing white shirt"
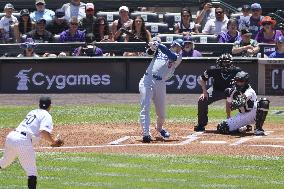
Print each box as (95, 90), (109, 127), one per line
(202, 7), (228, 35)
(0, 3), (18, 43)
(30, 0), (55, 23)
(61, 0), (86, 21)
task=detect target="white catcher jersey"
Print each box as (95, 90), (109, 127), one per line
(146, 49), (182, 81)
(227, 86), (257, 113)
(15, 109), (53, 137)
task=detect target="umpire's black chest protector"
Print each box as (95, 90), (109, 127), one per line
(202, 66), (242, 92)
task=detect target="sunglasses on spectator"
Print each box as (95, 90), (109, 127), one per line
(71, 22), (78, 25)
(36, 3), (44, 6)
(252, 9), (260, 12)
(182, 15), (190, 17)
(216, 11), (224, 14)
(262, 22), (272, 26)
(86, 9), (94, 12)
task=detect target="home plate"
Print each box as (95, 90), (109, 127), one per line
(200, 141), (227, 144)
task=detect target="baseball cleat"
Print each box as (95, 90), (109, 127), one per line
(255, 129), (265, 136)
(142, 135), (152, 143)
(194, 125), (205, 132)
(160, 129), (170, 138)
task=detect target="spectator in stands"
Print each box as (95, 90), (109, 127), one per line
(174, 7), (198, 35)
(239, 3), (263, 39)
(94, 17), (111, 42)
(236, 5), (251, 30)
(182, 35), (202, 57)
(137, 7), (148, 12)
(14, 9), (35, 43)
(255, 16), (282, 44)
(278, 23), (284, 35)
(195, 0), (216, 32)
(79, 3), (96, 38)
(218, 19), (240, 43)
(17, 38), (39, 57)
(202, 7), (228, 35)
(60, 17), (85, 42)
(269, 36), (284, 58)
(26, 18), (54, 43)
(30, 0), (55, 23)
(72, 33), (103, 56)
(112, 6), (133, 42)
(46, 9), (68, 35)
(0, 3), (18, 43)
(232, 29), (259, 57)
(124, 16), (151, 56)
(61, 0), (86, 21)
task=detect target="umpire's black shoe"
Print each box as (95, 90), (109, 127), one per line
(142, 135), (152, 143)
(194, 125), (205, 132)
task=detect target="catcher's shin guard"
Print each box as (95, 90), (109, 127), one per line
(28, 176), (37, 189)
(217, 121), (230, 134)
(255, 98), (270, 131)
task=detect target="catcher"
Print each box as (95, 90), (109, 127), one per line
(0, 96), (64, 189)
(217, 71), (269, 136)
(195, 53), (242, 131)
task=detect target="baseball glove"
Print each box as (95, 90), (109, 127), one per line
(231, 93), (246, 110)
(51, 139), (64, 147)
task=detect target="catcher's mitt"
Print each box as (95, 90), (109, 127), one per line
(51, 139), (64, 147)
(231, 93), (246, 110)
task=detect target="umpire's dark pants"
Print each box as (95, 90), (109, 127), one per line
(198, 86), (226, 127)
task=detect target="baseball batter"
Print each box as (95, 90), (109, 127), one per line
(0, 96), (64, 189)
(139, 38), (184, 143)
(217, 71), (269, 135)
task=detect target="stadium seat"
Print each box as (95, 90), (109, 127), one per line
(275, 10), (284, 19)
(145, 22), (170, 36)
(156, 34), (182, 43)
(190, 35), (218, 43)
(130, 12), (159, 22)
(96, 11), (120, 22)
(163, 13), (181, 29)
(267, 13), (284, 25)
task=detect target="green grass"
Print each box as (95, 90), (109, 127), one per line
(0, 104), (283, 128)
(0, 152), (283, 189)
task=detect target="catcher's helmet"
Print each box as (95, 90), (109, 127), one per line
(216, 53), (233, 72)
(234, 71), (250, 91)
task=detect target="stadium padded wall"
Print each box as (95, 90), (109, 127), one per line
(0, 57), (259, 94)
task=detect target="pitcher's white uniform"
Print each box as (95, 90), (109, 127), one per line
(0, 109), (53, 176)
(139, 44), (182, 136)
(226, 86), (257, 131)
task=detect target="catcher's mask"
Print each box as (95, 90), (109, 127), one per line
(216, 53), (233, 72)
(234, 71), (250, 92)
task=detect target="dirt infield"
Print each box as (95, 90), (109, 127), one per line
(0, 94), (283, 156)
(1, 123), (283, 156)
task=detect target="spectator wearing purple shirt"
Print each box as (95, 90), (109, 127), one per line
(60, 16), (85, 42)
(269, 36), (284, 58)
(255, 16), (282, 44)
(182, 35), (202, 57)
(218, 19), (241, 43)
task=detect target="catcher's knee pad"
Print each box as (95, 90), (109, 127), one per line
(256, 98), (270, 130)
(28, 176), (37, 189)
(217, 121), (230, 134)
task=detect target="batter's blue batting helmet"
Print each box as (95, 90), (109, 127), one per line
(171, 39), (184, 48)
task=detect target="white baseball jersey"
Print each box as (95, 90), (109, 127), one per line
(146, 48), (182, 81)
(140, 44), (182, 136)
(0, 15), (18, 39)
(0, 109), (53, 176)
(226, 86), (257, 131)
